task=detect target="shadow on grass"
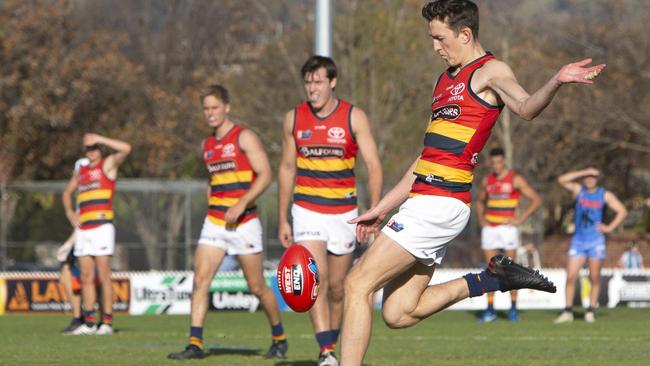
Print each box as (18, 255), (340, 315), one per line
(205, 345), (261, 357)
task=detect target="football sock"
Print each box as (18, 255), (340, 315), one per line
(83, 310), (95, 327)
(464, 270), (501, 298)
(487, 293), (495, 311)
(586, 306), (594, 313)
(564, 306), (573, 313)
(271, 323), (286, 341)
(510, 292), (518, 309)
(316, 331), (334, 354)
(329, 329), (340, 346)
(102, 313), (113, 326)
(189, 326), (204, 349)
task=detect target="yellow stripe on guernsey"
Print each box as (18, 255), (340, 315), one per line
(485, 214), (510, 224)
(297, 157), (355, 171)
(78, 189), (112, 202)
(414, 159), (473, 183)
(210, 170), (253, 186)
(208, 196), (255, 208)
(427, 120), (476, 143)
(487, 198), (519, 208)
(79, 210), (114, 223)
(207, 216), (227, 226)
(295, 186), (356, 199)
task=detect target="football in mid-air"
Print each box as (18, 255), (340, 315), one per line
(277, 244), (320, 312)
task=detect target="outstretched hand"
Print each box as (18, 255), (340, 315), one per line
(556, 58), (606, 85)
(348, 209), (386, 244)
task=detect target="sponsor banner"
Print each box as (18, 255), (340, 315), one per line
(599, 270), (650, 308)
(130, 270), (282, 315)
(1, 275), (129, 313)
(129, 272), (193, 315)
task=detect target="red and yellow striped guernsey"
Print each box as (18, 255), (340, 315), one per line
(203, 125), (257, 226)
(410, 52), (502, 205)
(293, 100), (359, 214)
(77, 159), (115, 230)
(485, 170), (520, 225)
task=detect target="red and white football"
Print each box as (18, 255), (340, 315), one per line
(276, 244), (320, 312)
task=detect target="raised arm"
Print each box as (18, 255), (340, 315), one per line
(600, 191), (628, 234)
(84, 133), (132, 179)
(277, 110), (297, 247)
(350, 107), (383, 209)
(224, 129), (272, 224)
(557, 168), (599, 197)
(474, 176), (489, 227)
(510, 174), (542, 225)
(484, 58), (605, 121)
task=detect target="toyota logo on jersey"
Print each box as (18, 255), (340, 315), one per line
(328, 127), (345, 139)
(450, 83), (465, 96)
(221, 143), (235, 157)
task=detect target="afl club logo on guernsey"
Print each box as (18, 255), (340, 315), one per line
(327, 127), (346, 143)
(431, 104), (461, 121)
(221, 143), (235, 158)
(297, 129), (312, 139)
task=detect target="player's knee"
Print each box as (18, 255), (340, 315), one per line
(248, 282), (267, 297)
(193, 273), (210, 292)
(382, 309), (410, 329)
(80, 271), (94, 285)
(328, 281), (345, 303)
(344, 271), (369, 298)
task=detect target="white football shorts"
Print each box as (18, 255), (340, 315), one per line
(291, 204), (358, 255)
(198, 216), (263, 255)
(74, 223), (115, 257)
(481, 224), (520, 251)
(381, 195), (470, 266)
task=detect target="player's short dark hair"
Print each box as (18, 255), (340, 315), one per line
(301, 56), (338, 81)
(489, 147), (505, 157)
(422, 0), (479, 39)
(200, 84), (230, 104)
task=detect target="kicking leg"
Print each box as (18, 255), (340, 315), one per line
(340, 233), (417, 366)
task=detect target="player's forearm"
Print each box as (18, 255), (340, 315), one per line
(62, 191), (74, 215)
(374, 166), (416, 216)
(515, 77), (562, 121)
(277, 165), (295, 222)
(558, 169), (590, 184)
(237, 170), (271, 207)
(97, 136), (132, 154)
(518, 195), (541, 222)
(607, 209), (628, 232)
(366, 162), (383, 208)
(475, 201), (486, 220)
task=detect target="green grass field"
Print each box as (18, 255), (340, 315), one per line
(0, 308), (648, 366)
